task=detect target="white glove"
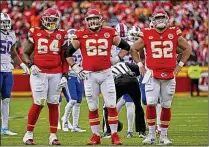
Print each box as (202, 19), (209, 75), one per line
(31, 65), (41, 75)
(111, 55), (121, 65)
(57, 77), (68, 92)
(20, 63), (30, 74)
(71, 63), (86, 80)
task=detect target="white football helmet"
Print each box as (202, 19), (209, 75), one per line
(67, 29), (77, 40)
(0, 12), (12, 30)
(149, 22), (154, 28)
(151, 9), (169, 29)
(128, 26), (141, 41)
(115, 23), (128, 39)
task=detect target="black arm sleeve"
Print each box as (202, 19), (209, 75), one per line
(125, 62), (140, 76)
(117, 39), (130, 51)
(64, 43), (77, 58)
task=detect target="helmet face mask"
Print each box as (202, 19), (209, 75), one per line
(0, 13), (12, 30)
(151, 10), (169, 29)
(85, 16), (102, 31)
(42, 16), (59, 31)
(41, 8), (60, 32)
(85, 9), (102, 32)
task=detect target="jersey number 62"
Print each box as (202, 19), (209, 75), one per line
(86, 38), (108, 56)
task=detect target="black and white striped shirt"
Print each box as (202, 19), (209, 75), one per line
(111, 62), (135, 79)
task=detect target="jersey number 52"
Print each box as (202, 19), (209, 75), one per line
(151, 41), (173, 58)
(86, 39), (108, 56)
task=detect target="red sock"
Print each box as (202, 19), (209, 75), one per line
(107, 107), (118, 124)
(146, 106), (156, 126)
(27, 104), (43, 131)
(47, 103), (59, 133)
(160, 107), (171, 128)
(89, 109), (100, 126)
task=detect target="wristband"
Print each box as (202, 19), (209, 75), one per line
(178, 61), (184, 67)
(137, 62), (144, 68)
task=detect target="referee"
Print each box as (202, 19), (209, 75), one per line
(103, 62), (146, 137)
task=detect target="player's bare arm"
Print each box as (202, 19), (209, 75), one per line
(11, 43), (22, 65)
(22, 40), (34, 67)
(130, 37), (146, 76)
(174, 36), (192, 76)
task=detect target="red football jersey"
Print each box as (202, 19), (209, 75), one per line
(140, 26), (182, 79)
(74, 27), (118, 71)
(28, 27), (69, 74)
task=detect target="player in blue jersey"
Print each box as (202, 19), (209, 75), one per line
(60, 29), (86, 132)
(0, 12), (30, 135)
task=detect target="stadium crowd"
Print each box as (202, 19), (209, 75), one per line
(1, 0), (208, 66)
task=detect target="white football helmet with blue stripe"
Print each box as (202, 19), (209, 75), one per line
(0, 12), (12, 30)
(115, 23), (128, 39)
(128, 26), (141, 42)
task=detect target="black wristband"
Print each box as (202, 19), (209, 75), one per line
(117, 39), (130, 51)
(27, 61), (33, 68)
(64, 44), (77, 58)
(62, 73), (69, 79)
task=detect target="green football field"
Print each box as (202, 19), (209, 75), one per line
(1, 96), (208, 146)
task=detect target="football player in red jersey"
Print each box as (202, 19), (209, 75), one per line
(22, 8), (69, 145)
(64, 9), (130, 145)
(130, 9), (192, 145)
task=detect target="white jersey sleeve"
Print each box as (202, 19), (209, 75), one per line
(0, 30), (17, 72)
(111, 41), (134, 64)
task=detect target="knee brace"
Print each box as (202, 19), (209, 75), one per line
(161, 100), (172, 108)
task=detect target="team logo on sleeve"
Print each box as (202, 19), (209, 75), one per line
(168, 34), (174, 39)
(83, 35), (88, 38)
(56, 34), (62, 40)
(104, 32), (110, 38)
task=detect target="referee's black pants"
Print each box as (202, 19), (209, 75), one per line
(103, 75), (146, 133)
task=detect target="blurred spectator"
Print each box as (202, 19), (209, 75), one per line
(188, 62), (202, 96)
(1, 1), (208, 66)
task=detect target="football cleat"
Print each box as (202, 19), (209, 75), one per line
(101, 132), (111, 139)
(1, 128), (17, 136)
(49, 134), (61, 145)
(142, 133), (156, 145)
(139, 131), (146, 138)
(127, 132), (134, 138)
(111, 132), (122, 145)
(23, 132), (35, 145)
(87, 134), (101, 145)
(62, 121), (69, 132)
(71, 126), (86, 133)
(159, 135), (172, 145)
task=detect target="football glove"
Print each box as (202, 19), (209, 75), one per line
(31, 65), (41, 75)
(71, 63), (86, 80)
(57, 76), (68, 92)
(20, 63), (30, 74)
